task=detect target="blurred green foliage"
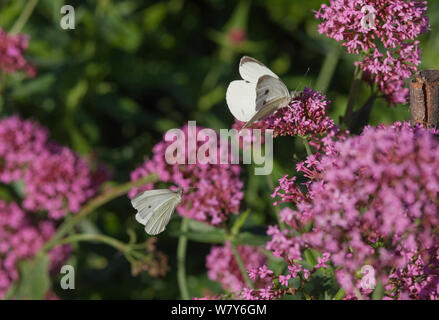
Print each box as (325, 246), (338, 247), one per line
(0, 0), (438, 299)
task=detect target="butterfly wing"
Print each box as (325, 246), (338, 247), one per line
(228, 56), (291, 129)
(255, 75), (291, 111)
(239, 56), (279, 83)
(131, 189), (181, 235)
(144, 195), (181, 235)
(241, 75), (291, 129)
(226, 80), (257, 122)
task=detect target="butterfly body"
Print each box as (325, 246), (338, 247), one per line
(131, 188), (183, 235)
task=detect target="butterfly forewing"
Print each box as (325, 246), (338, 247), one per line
(131, 190), (174, 223)
(239, 56), (279, 83)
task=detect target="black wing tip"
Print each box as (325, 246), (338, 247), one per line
(240, 56), (265, 67)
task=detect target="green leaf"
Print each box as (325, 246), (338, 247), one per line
(372, 280), (384, 300)
(11, 74), (55, 98)
(304, 249), (319, 267)
(11, 181), (25, 198)
(177, 230), (226, 244)
(236, 232), (269, 246)
(332, 288), (346, 300)
(231, 209), (250, 237)
(188, 220), (215, 233)
(10, 254), (51, 300)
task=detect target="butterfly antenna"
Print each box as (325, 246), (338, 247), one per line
(291, 67), (311, 97)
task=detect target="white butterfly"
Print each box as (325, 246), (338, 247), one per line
(131, 188), (183, 235)
(226, 56), (293, 129)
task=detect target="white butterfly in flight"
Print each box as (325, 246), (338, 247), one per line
(131, 188), (183, 235)
(226, 56), (293, 129)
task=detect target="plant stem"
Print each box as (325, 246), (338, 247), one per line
(230, 240), (254, 289)
(265, 175), (282, 227)
(56, 233), (129, 253)
(316, 44), (341, 93)
(300, 136), (312, 156)
(177, 217), (190, 300)
(344, 65), (363, 127)
(11, 0), (39, 34)
(41, 173), (158, 253)
(348, 92), (377, 134)
(0, 72), (6, 97)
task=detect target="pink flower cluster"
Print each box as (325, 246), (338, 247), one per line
(0, 28), (35, 77)
(129, 125), (243, 226)
(0, 115), (49, 183)
(234, 88), (335, 138)
(206, 242), (269, 293)
(269, 122), (439, 299)
(270, 128), (346, 207)
(0, 115), (104, 219)
(316, 0), (429, 105)
(241, 251), (331, 300)
(22, 145), (100, 219)
(0, 201), (70, 298)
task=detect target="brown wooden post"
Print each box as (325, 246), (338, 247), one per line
(410, 70), (439, 128)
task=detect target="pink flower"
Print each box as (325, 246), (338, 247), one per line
(268, 122), (439, 299)
(0, 115), (105, 220)
(0, 201), (70, 298)
(23, 145), (100, 219)
(236, 88), (335, 138)
(258, 265), (274, 279)
(315, 252), (331, 269)
(0, 28), (35, 77)
(206, 242), (269, 292)
(0, 116), (48, 183)
(279, 275), (291, 286)
(316, 0), (429, 105)
(241, 288), (256, 300)
(259, 286), (274, 300)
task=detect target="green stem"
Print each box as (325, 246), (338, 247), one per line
(56, 233), (129, 253)
(230, 240), (254, 289)
(10, 0), (39, 34)
(40, 173), (158, 253)
(265, 175), (282, 227)
(0, 72), (6, 96)
(300, 136), (312, 156)
(344, 65), (363, 127)
(177, 217), (190, 300)
(316, 45), (341, 93)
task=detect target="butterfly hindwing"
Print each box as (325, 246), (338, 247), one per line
(226, 80), (257, 122)
(242, 99), (289, 130)
(144, 196), (180, 235)
(255, 75), (291, 112)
